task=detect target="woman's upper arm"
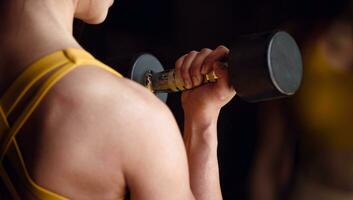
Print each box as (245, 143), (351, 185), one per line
(31, 66), (195, 199)
(120, 107), (194, 199)
(104, 78), (195, 200)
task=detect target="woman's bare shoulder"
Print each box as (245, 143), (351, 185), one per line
(29, 64), (187, 198)
(42, 64), (173, 131)
(39, 64), (183, 160)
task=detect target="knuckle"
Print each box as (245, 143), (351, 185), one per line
(217, 45), (226, 49)
(187, 51), (198, 58)
(184, 53), (193, 60)
(217, 45), (229, 52)
(201, 48), (212, 53)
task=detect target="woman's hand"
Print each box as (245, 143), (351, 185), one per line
(177, 46), (234, 199)
(175, 45), (236, 126)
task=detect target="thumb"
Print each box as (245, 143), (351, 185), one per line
(213, 62), (237, 99)
(214, 62), (230, 88)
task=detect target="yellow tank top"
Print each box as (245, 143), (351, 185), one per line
(0, 49), (125, 199)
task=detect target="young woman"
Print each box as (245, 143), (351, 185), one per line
(0, 0), (235, 199)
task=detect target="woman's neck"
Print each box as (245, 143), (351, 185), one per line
(0, 0), (82, 94)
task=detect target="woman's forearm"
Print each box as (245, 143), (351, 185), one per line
(184, 114), (222, 200)
(177, 45), (234, 200)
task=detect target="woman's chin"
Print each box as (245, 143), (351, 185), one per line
(83, 12), (109, 25)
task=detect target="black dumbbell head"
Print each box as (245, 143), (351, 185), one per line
(228, 31), (303, 102)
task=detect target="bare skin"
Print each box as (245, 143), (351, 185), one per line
(177, 47), (236, 199)
(0, 0), (235, 199)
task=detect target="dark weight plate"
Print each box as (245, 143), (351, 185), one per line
(268, 31), (303, 96)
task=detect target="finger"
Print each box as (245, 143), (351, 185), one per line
(175, 54), (187, 88)
(180, 51), (198, 89)
(213, 62), (236, 99)
(190, 48), (212, 86)
(201, 45), (230, 75)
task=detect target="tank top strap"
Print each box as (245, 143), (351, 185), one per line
(0, 50), (73, 200)
(0, 49), (124, 200)
(0, 107), (9, 137)
(0, 48), (122, 160)
(63, 48), (123, 77)
(0, 108), (19, 199)
(0, 51), (70, 118)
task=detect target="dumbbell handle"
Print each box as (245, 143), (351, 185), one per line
(148, 63), (227, 93)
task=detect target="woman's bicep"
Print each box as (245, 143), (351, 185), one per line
(118, 106), (194, 200)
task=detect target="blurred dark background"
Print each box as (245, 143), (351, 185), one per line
(74, 0), (352, 199)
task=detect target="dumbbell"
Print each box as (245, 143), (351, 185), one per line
(129, 31), (303, 103)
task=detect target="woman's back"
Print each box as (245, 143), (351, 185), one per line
(0, 47), (191, 199)
(0, 48), (130, 199)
